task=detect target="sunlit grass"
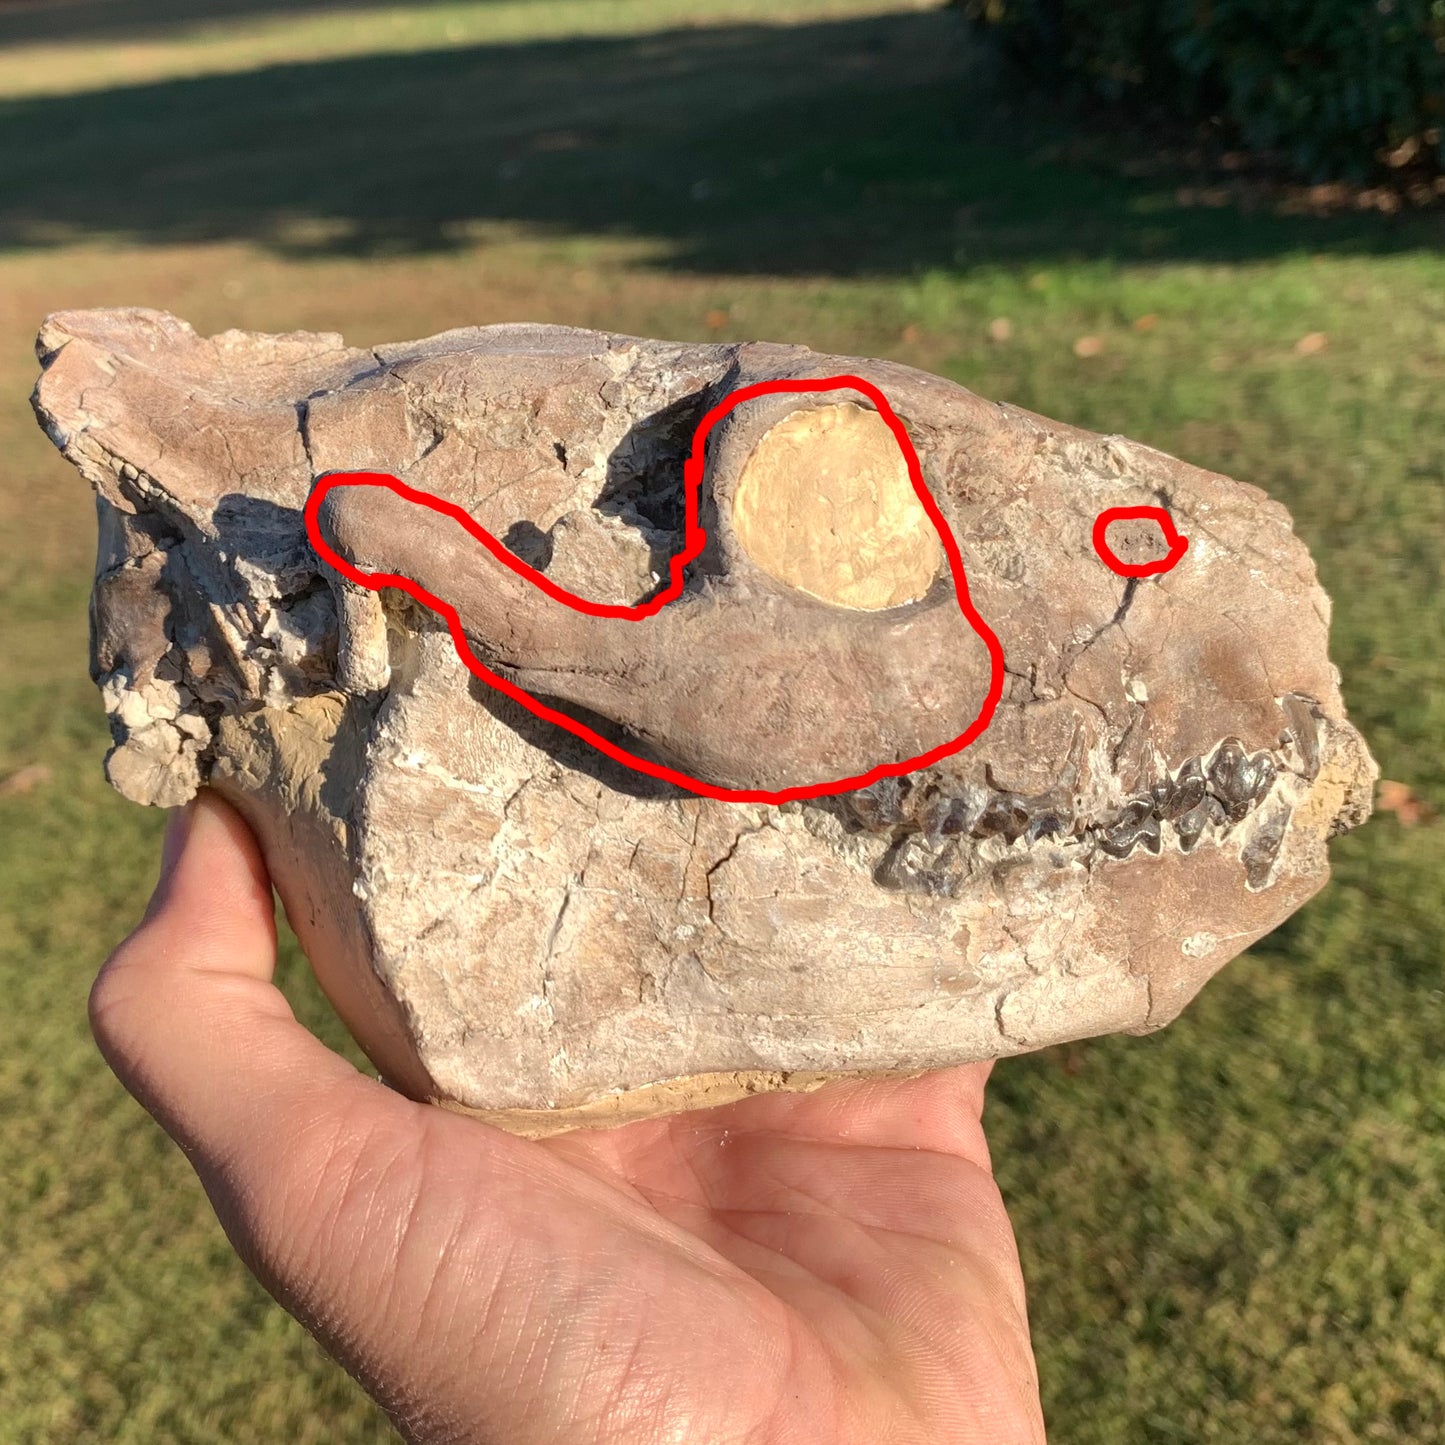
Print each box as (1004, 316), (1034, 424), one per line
(0, 0), (935, 99)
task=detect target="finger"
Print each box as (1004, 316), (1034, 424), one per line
(793, 1061), (996, 1168)
(632, 1060), (999, 1170)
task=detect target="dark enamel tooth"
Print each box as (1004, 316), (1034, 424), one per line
(1175, 794), (1224, 852)
(1247, 751), (1277, 802)
(1281, 693), (1323, 779)
(1208, 738), (1246, 793)
(1242, 809), (1288, 884)
(1208, 738), (1259, 821)
(875, 834), (964, 896)
(973, 793), (1032, 844)
(1160, 757), (1207, 819)
(873, 834), (915, 889)
(1096, 798), (1156, 858)
(921, 788), (985, 844)
(1026, 783), (1078, 842)
(846, 775), (914, 830)
(1026, 809), (1069, 844)
(1242, 808), (1289, 888)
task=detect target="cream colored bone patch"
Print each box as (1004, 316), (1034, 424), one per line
(731, 401), (943, 609)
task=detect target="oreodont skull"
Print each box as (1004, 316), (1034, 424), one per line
(34, 310), (1376, 1133)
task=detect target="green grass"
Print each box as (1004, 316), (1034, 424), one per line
(1, 1), (1443, 1441)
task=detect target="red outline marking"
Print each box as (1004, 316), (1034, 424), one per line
(304, 376), (1004, 803)
(1092, 505), (1188, 578)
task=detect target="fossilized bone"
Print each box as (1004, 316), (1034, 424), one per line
(33, 308), (1376, 1134)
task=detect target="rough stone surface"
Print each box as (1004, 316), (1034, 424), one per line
(33, 308), (1377, 1135)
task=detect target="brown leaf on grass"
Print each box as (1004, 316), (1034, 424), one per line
(1073, 335), (1104, 358)
(1131, 313), (1159, 332)
(1057, 1042), (1087, 1077)
(1384, 136), (1421, 169)
(704, 308), (729, 331)
(1294, 331), (1329, 356)
(900, 323), (922, 344)
(1377, 779), (1437, 827)
(0, 763), (51, 798)
(987, 316), (1013, 342)
(1357, 188), (1402, 215)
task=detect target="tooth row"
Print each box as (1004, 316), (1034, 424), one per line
(840, 694), (1326, 894)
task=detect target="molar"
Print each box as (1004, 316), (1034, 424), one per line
(1159, 756), (1207, 819)
(1095, 798), (1160, 858)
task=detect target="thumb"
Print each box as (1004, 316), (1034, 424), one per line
(89, 789), (445, 1348)
(90, 789), (393, 1158)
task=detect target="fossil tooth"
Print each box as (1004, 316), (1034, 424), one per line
(919, 786), (986, 843)
(1246, 751), (1277, 804)
(1242, 806), (1291, 889)
(1208, 738), (1261, 822)
(845, 775), (914, 831)
(1024, 803), (1072, 845)
(974, 792), (1033, 844)
(1096, 799), (1159, 858)
(1281, 693), (1324, 779)
(877, 833), (966, 897)
(34, 309), (1378, 1134)
(1176, 794), (1227, 853)
(1160, 756), (1208, 820)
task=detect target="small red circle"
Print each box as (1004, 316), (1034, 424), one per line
(1092, 506), (1188, 578)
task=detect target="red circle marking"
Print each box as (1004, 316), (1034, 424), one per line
(1092, 505), (1188, 578)
(304, 375), (1004, 803)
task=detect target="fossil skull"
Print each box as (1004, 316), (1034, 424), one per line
(33, 309), (1376, 1133)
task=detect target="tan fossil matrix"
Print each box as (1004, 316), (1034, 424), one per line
(730, 401), (943, 610)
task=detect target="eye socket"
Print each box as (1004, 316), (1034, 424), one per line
(1092, 505), (1188, 578)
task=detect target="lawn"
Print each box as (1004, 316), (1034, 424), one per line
(1, 0), (1443, 1440)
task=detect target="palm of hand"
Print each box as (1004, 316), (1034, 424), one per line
(91, 793), (1045, 1445)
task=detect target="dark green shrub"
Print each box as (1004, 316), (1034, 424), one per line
(965, 0), (1445, 182)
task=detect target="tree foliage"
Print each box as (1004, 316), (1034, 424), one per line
(966, 0), (1445, 181)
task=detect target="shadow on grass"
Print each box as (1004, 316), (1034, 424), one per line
(1, 8), (1438, 273)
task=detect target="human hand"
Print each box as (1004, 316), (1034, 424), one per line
(90, 790), (1046, 1444)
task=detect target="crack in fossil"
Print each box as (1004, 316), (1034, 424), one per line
(703, 817), (772, 924)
